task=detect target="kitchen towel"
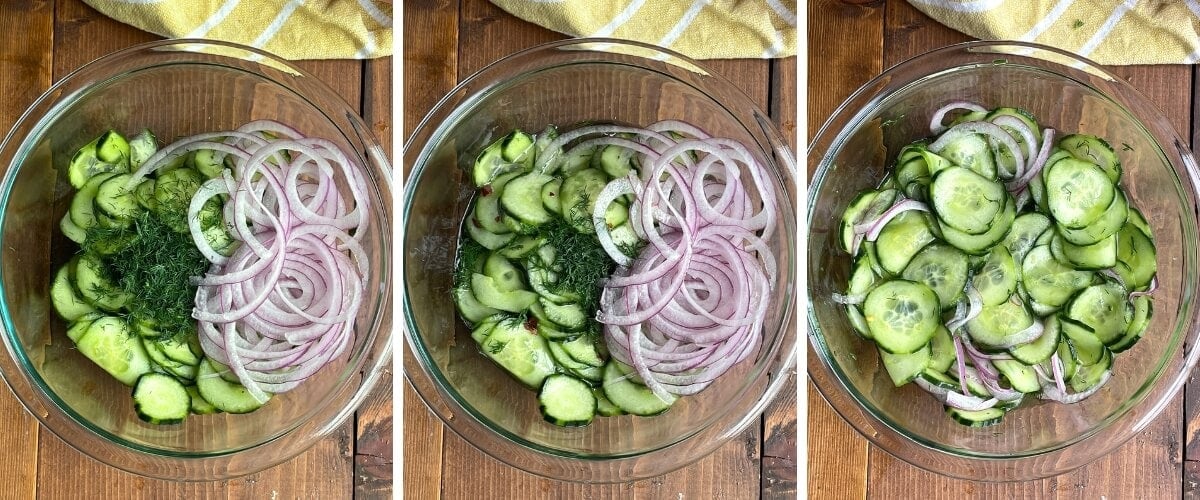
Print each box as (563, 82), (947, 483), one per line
(83, 0), (392, 60)
(908, 0), (1200, 65)
(489, 0), (796, 59)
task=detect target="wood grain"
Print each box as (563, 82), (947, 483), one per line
(806, 1), (882, 498)
(810, 1), (1190, 497)
(763, 54), (798, 500)
(356, 54), (395, 500)
(400, 1), (461, 499)
(0, 2), (54, 499)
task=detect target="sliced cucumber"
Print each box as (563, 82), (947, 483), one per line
(538, 374), (596, 426)
(863, 280), (940, 354)
(601, 361), (675, 416)
(132, 372), (190, 425)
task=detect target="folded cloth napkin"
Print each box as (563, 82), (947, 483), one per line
(82, 0), (392, 60)
(489, 0), (796, 59)
(908, 0), (1200, 65)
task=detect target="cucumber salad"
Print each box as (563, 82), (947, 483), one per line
(50, 122), (369, 425)
(453, 121), (779, 427)
(835, 103), (1158, 427)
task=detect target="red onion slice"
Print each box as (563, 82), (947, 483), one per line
(929, 101), (987, 135)
(1040, 370), (1111, 404)
(863, 199), (930, 242)
(930, 122), (1025, 174)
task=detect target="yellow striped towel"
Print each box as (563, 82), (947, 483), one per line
(489, 0), (796, 59)
(82, 0), (392, 60)
(908, 0), (1200, 65)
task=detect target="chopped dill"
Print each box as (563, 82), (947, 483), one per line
(539, 217), (616, 313)
(86, 211), (210, 340)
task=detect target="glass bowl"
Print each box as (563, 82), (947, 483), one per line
(402, 38), (797, 482)
(808, 41), (1200, 480)
(0, 40), (393, 480)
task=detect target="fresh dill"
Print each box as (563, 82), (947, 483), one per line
(87, 211), (210, 340)
(539, 217), (616, 313)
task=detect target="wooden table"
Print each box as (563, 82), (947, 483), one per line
(809, 1), (1191, 497)
(402, 1), (797, 497)
(0, 2), (392, 498)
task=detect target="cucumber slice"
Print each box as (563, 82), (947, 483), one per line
(994, 359), (1040, 393)
(539, 298), (587, 331)
(74, 252), (132, 312)
(68, 136), (129, 189)
(875, 211), (937, 275)
(971, 246), (1018, 307)
(50, 261), (96, 322)
(928, 325), (955, 372)
(879, 343), (931, 386)
(593, 388), (624, 416)
(1114, 223), (1157, 291)
(1064, 283), (1130, 346)
(559, 169), (608, 233)
(465, 215), (516, 250)
(1021, 246), (1093, 308)
(454, 286), (501, 324)
(483, 252), (526, 292)
(940, 195), (1015, 255)
(901, 243), (968, 310)
(481, 318), (556, 389)
(1002, 212), (1052, 264)
(1069, 348), (1113, 393)
(839, 189), (900, 253)
(1055, 232), (1117, 270)
(473, 171), (521, 234)
(540, 177), (563, 215)
(538, 374), (596, 427)
(863, 280), (940, 354)
(1110, 295), (1151, 353)
(128, 130), (157, 169)
(76, 316), (152, 386)
(935, 133), (996, 180)
(1008, 317), (1059, 365)
(185, 385), (220, 415)
(195, 358), (269, 413)
(930, 167), (1005, 235)
(1059, 316), (1106, 366)
(1044, 158), (1115, 229)
(60, 212), (87, 244)
(1056, 188), (1128, 246)
(501, 172), (555, 225)
(946, 407), (1004, 427)
(601, 361), (675, 416)
(471, 273), (537, 313)
(561, 334), (604, 367)
(95, 173), (141, 220)
(132, 372), (190, 425)
(965, 294), (1035, 350)
(69, 172), (117, 230)
(1058, 134), (1121, 184)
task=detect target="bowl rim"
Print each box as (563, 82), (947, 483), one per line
(400, 36), (798, 482)
(807, 39), (1200, 480)
(0, 38), (394, 480)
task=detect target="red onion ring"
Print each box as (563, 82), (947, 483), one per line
(143, 121), (373, 402)
(929, 101), (987, 135)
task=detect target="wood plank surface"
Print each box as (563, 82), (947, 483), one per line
(0, 0), (391, 497)
(0, 2), (54, 499)
(806, 1), (882, 498)
(356, 54), (396, 500)
(809, 1), (1191, 498)
(400, 0), (459, 498)
(401, 0), (797, 497)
